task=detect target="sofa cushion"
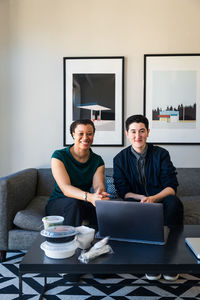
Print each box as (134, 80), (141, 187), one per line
(177, 168), (200, 197)
(90, 176), (119, 199)
(8, 229), (39, 250)
(36, 168), (55, 196)
(105, 176), (119, 199)
(13, 196), (48, 231)
(181, 196), (200, 224)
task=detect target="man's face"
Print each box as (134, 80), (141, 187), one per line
(126, 122), (150, 153)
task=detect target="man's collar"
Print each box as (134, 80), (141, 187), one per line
(131, 144), (148, 160)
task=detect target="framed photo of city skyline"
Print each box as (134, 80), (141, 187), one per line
(144, 54), (200, 144)
(63, 56), (124, 146)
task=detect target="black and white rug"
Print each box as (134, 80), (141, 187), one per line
(1, 251), (200, 299)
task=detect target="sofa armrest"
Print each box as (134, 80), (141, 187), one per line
(0, 168), (38, 249)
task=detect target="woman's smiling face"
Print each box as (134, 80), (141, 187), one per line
(72, 124), (94, 149)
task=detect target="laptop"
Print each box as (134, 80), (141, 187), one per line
(185, 237), (200, 259)
(95, 200), (169, 245)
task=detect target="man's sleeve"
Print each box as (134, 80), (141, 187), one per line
(113, 154), (131, 199)
(159, 150), (178, 192)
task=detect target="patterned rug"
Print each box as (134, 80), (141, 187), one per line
(1, 251), (200, 299)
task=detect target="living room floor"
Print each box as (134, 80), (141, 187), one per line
(1, 251), (200, 299)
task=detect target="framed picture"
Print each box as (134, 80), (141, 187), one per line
(63, 56), (124, 146)
(144, 54), (200, 144)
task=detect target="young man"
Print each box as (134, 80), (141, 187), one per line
(113, 115), (183, 281)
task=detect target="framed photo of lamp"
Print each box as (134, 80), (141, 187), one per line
(63, 56), (124, 146)
(144, 54), (200, 144)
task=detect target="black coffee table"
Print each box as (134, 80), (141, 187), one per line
(19, 225), (200, 299)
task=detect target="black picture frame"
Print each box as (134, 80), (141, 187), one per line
(63, 56), (124, 146)
(144, 54), (200, 145)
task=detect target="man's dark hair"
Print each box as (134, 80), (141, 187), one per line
(70, 119), (95, 137)
(125, 115), (149, 131)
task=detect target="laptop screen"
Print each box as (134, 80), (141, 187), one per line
(95, 200), (166, 245)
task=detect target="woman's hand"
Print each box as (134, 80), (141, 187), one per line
(88, 187), (110, 206)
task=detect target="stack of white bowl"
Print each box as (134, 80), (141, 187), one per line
(40, 217), (78, 259)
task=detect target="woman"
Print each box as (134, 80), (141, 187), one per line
(46, 119), (109, 228)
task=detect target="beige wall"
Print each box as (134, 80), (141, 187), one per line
(1, 0), (200, 176)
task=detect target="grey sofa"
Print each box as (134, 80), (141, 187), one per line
(0, 167), (200, 262)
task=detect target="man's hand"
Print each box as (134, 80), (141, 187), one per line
(140, 196), (158, 203)
(140, 187), (175, 203)
(125, 192), (145, 201)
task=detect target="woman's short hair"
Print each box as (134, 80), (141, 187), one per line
(125, 115), (149, 131)
(70, 119), (95, 137)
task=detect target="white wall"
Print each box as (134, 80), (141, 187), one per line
(0, 0), (11, 175)
(1, 0), (200, 176)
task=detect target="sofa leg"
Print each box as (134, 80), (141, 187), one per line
(0, 251), (6, 262)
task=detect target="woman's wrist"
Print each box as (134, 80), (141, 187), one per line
(85, 192), (92, 203)
(83, 192), (93, 203)
(83, 192), (88, 201)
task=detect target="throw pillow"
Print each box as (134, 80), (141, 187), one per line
(13, 196), (48, 231)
